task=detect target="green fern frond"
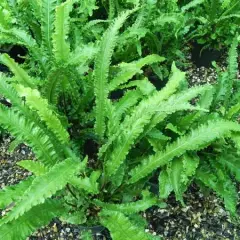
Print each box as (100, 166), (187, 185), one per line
(118, 78), (156, 95)
(227, 102), (240, 119)
(0, 74), (30, 112)
(215, 14), (240, 23)
(94, 191), (157, 214)
(158, 169), (173, 199)
(178, 87), (214, 131)
(41, 0), (57, 56)
(221, 0), (231, 9)
(144, 85), (212, 137)
(167, 154), (199, 204)
(153, 13), (182, 27)
(107, 89), (142, 135)
(108, 55), (165, 91)
(101, 84), (209, 162)
(0, 28), (36, 49)
(181, 154), (200, 184)
(94, 9), (136, 138)
(108, 0), (116, 20)
(218, 152), (240, 181)
(78, 0), (98, 16)
(214, 37), (238, 109)
(109, 64), (142, 92)
(0, 54), (36, 88)
(0, 106), (59, 167)
(100, 211), (159, 240)
(214, 71), (228, 106)
(52, 0), (73, 62)
(15, 85), (70, 144)
(0, 76), (66, 161)
(225, 36), (238, 107)
(8, 138), (22, 153)
(0, 199), (64, 240)
(0, 158), (84, 225)
(68, 171), (101, 194)
(196, 161), (238, 215)
(17, 160), (48, 176)
(147, 130), (170, 152)
(167, 158), (185, 204)
(69, 43), (98, 66)
(181, 0), (205, 12)
(129, 120), (240, 184)
(114, 89), (142, 117)
(60, 208), (87, 225)
(28, 0), (42, 20)
(228, 37), (239, 76)
(0, 177), (34, 209)
(104, 65), (188, 176)
(0, 2), (14, 29)
(110, 162), (126, 188)
(43, 67), (65, 104)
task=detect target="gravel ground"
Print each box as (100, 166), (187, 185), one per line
(146, 185), (240, 240)
(187, 66), (218, 86)
(0, 136), (33, 189)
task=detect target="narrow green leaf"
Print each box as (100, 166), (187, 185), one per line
(0, 177), (34, 209)
(94, 9), (136, 138)
(17, 160), (48, 176)
(100, 211), (159, 240)
(41, 0), (57, 55)
(158, 169), (173, 199)
(53, 0), (73, 62)
(129, 120), (240, 183)
(0, 158), (84, 225)
(0, 199), (64, 240)
(196, 161), (238, 215)
(94, 191), (157, 214)
(15, 85), (70, 144)
(0, 54), (35, 88)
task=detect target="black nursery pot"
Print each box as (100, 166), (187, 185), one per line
(147, 182), (159, 195)
(191, 42), (223, 67)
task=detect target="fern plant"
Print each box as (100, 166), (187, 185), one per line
(185, 0), (240, 47)
(0, 0), (99, 116)
(0, 1), (240, 240)
(157, 37), (240, 215)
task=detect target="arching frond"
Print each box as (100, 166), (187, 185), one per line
(15, 85), (70, 144)
(181, 0), (205, 12)
(17, 160), (48, 176)
(94, 191), (157, 214)
(94, 9), (137, 138)
(129, 120), (240, 184)
(0, 200), (65, 240)
(100, 211), (158, 240)
(52, 0), (73, 62)
(41, 0), (57, 56)
(196, 161), (238, 215)
(104, 64), (187, 176)
(0, 158), (84, 225)
(108, 55), (165, 91)
(100, 62), (185, 158)
(0, 177), (34, 209)
(0, 106), (59, 167)
(0, 54), (36, 88)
